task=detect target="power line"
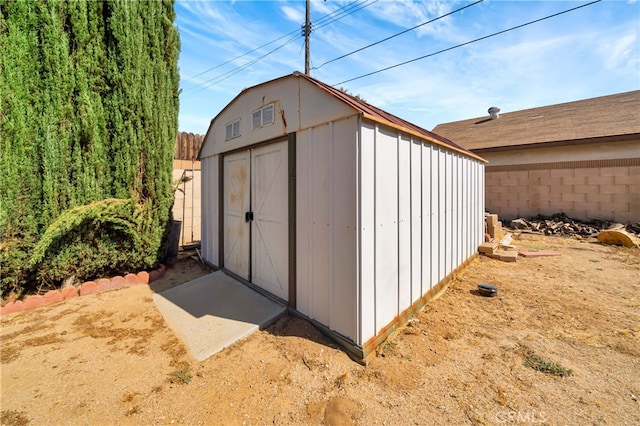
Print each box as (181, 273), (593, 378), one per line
(314, 0), (373, 27)
(182, 31), (299, 83)
(313, 0), (379, 32)
(314, 0), (483, 70)
(184, 32), (301, 95)
(334, 0), (602, 86)
(182, 0), (373, 84)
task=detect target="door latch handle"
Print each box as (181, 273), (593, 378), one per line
(245, 211), (254, 222)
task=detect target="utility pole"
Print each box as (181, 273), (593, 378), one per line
(303, 0), (311, 74)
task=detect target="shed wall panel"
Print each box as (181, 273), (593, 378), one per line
(201, 156), (219, 266)
(330, 118), (357, 339)
(398, 136), (412, 313)
(359, 123), (376, 342)
(296, 117), (358, 342)
(438, 150), (446, 282)
(201, 77), (362, 159)
(446, 151), (454, 275)
(296, 129), (312, 316)
(201, 78), (301, 158)
(430, 147), (440, 285)
(453, 154), (460, 268)
(358, 119), (486, 345)
(410, 141), (422, 302)
(299, 79), (359, 130)
(309, 125), (331, 324)
(462, 159), (470, 259)
(421, 144), (432, 293)
(374, 127), (399, 333)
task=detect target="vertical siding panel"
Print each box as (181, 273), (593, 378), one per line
(201, 158), (210, 262)
(421, 144), (432, 293)
(209, 156), (219, 265)
(469, 160), (474, 254)
(446, 151), (454, 276)
(201, 156), (219, 266)
(471, 161), (476, 257)
(456, 155), (462, 266)
(438, 149), (446, 282)
(375, 126), (399, 331)
(473, 161), (478, 249)
(359, 123), (376, 344)
(296, 130), (311, 315)
(430, 146), (439, 286)
(311, 124), (331, 325)
(476, 161), (480, 251)
(201, 158), (209, 261)
(464, 160), (474, 259)
(329, 123), (335, 330)
(480, 162), (486, 244)
(472, 162), (477, 256)
(410, 141), (422, 302)
(398, 136), (412, 312)
(459, 158), (466, 260)
(454, 154), (460, 268)
(331, 118), (357, 340)
(476, 161), (480, 245)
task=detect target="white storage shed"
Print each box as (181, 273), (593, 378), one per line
(199, 72), (486, 361)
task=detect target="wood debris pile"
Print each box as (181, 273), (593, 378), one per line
(508, 213), (640, 238)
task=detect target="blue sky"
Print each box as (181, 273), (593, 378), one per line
(176, 0), (640, 135)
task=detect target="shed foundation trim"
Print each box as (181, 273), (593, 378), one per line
(289, 252), (479, 364)
(361, 253), (479, 362)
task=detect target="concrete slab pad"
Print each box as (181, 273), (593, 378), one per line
(153, 271), (286, 361)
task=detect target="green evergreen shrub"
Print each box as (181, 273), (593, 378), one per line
(0, 0), (180, 296)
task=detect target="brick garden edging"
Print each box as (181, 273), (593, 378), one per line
(0, 264), (167, 316)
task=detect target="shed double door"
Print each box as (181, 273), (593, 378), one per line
(223, 141), (288, 301)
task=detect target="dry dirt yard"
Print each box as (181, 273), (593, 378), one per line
(1, 233), (639, 425)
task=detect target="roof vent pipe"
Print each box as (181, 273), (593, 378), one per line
(488, 106), (500, 119)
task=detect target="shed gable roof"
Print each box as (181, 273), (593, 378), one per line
(294, 72), (482, 161)
(432, 90), (640, 151)
(200, 72), (484, 162)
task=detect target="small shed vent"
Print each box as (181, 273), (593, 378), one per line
(488, 106), (501, 119)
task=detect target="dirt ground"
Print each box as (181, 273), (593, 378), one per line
(1, 233), (638, 425)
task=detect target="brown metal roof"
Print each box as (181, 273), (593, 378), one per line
(294, 72), (484, 162)
(432, 90), (640, 151)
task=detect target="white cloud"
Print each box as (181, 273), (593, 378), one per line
(280, 5), (304, 23)
(175, 0), (640, 134)
(598, 31), (639, 70)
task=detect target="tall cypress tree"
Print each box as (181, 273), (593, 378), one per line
(0, 0), (180, 295)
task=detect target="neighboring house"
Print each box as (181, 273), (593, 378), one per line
(172, 132), (204, 247)
(433, 91), (640, 224)
(198, 71), (486, 361)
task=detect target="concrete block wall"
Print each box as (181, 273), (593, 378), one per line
(485, 162), (639, 223)
(172, 161), (202, 246)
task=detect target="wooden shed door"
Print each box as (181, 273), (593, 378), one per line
(223, 151), (250, 280)
(223, 141), (288, 301)
(251, 141), (288, 301)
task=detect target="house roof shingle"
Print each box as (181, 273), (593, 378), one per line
(432, 90), (640, 151)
